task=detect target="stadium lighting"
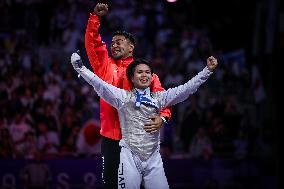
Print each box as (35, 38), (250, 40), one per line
(167, 0), (177, 3)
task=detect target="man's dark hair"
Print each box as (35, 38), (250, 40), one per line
(126, 58), (153, 84)
(113, 30), (136, 47)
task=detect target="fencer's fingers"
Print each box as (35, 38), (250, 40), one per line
(212, 59), (217, 65)
(209, 56), (217, 62)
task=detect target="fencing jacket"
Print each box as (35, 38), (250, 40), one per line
(76, 65), (212, 161)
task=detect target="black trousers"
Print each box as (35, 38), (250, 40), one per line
(101, 136), (121, 189)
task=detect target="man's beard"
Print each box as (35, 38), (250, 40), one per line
(113, 54), (123, 60)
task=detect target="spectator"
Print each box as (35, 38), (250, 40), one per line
(37, 122), (59, 157)
(20, 153), (52, 189)
(189, 127), (214, 160)
(17, 130), (38, 159)
(0, 128), (15, 158)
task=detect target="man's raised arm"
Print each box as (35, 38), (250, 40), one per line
(85, 3), (109, 77)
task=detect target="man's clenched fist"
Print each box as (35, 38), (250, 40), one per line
(94, 3), (108, 17)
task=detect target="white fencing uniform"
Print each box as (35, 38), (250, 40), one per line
(118, 140), (168, 189)
(71, 53), (212, 189)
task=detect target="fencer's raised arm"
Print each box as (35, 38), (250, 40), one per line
(70, 52), (127, 109)
(158, 56), (218, 108)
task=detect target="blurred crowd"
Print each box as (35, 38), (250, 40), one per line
(0, 0), (277, 162)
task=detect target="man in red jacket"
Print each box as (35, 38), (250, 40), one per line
(85, 3), (171, 188)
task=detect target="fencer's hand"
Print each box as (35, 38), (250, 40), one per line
(94, 3), (108, 17)
(144, 115), (163, 134)
(207, 56), (218, 72)
(71, 51), (83, 72)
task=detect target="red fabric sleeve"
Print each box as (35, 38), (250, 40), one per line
(85, 13), (109, 79)
(150, 74), (172, 120)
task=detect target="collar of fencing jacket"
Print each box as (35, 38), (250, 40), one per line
(134, 88), (158, 109)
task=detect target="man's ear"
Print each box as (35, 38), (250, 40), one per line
(129, 44), (134, 54)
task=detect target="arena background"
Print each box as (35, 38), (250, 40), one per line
(0, 0), (280, 188)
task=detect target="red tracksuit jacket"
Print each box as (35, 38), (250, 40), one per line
(85, 13), (171, 140)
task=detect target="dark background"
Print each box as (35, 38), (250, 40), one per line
(0, 0), (280, 188)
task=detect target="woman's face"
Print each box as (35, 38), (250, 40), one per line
(131, 64), (152, 89)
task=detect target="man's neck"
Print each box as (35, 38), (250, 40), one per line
(114, 55), (133, 61)
(123, 55), (133, 59)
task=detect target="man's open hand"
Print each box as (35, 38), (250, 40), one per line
(94, 3), (108, 17)
(144, 116), (163, 134)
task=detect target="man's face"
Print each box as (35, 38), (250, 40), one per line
(131, 64), (152, 89)
(111, 35), (133, 59)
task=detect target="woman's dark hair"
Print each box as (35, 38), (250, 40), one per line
(113, 30), (136, 47)
(126, 58), (153, 84)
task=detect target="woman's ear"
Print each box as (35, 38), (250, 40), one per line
(131, 76), (134, 83)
